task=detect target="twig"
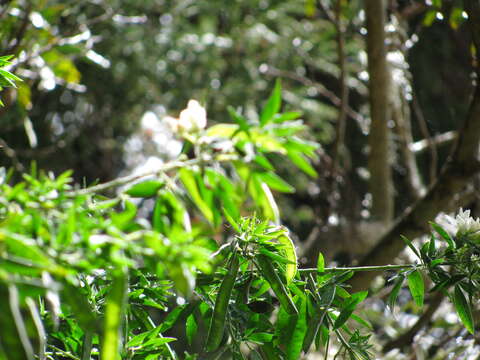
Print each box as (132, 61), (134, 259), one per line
(299, 263), (416, 274)
(67, 154), (238, 197)
(412, 91), (438, 184)
(4, 2), (32, 56)
(0, 137), (24, 171)
(409, 131), (457, 154)
(26, 297), (46, 360)
(9, 285), (35, 360)
(391, 91), (425, 198)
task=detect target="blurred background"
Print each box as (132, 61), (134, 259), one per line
(0, 1), (478, 357)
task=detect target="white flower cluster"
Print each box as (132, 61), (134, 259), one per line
(446, 208), (480, 239)
(165, 100), (207, 135)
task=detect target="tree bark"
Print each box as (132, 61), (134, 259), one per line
(365, 0), (394, 224)
(349, 0), (480, 292)
(350, 86), (480, 292)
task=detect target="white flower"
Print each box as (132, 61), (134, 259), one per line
(178, 100), (207, 132)
(164, 100), (207, 136)
(443, 208), (480, 242)
(454, 208), (480, 236)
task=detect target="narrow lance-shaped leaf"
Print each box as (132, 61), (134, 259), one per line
(407, 270), (424, 307)
(186, 314), (198, 346)
(260, 79), (282, 126)
(286, 296), (308, 360)
(179, 168), (214, 224)
(317, 253), (325, 273)
(287, 150), (317, 177)
(277, 232), (298, 284)
(101, 270), (127, 360)
(401, 235), (421, 259)
(255, 254), (298, 315)
(206, 255), (240, 352)
(333, 291), (368, 330)
(125, 180), (164, 197)
(256, 172), (295, 193)
(387, 275), (405, 312)
(453, 285), (474, 334)
(429, 221), (455, 249)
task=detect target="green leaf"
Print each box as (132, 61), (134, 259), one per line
(430, 221), (455, 249)
(250, 176), (280, 222)
(273, 111), (302, 123)
(111, 200), (137, 231)
(260, 79), (282, 126)
(333, 291), (368, 330)
(277, 233), (298, 284)
(400, 235), (421, 259)
(387, 275), (405, 312)
(428, 234), (436, 257)
(179, 168), (214, 224)
(286, 296), (308, 360)
(206, 124), (239, 138)
(453, 285), (474, 334)
(258, 247), (296, 265)
(287, 150), (317, 177)
(256, 254), (298, 315)
(407, 270), (424, 307)
(186, 314), (198, 346)
(223, 207), (241, 233)
(254, 155), (274, 171)
(246, 332), (274, 344)
(350, 313), (373, 329)
(317, 253), (325, 273)
(255, 172), (294, 193)
(227, 106), (250, 132)
(158, 305), (188, 333)
(125, 180), (164, 197)
(101, 271), (127, 360)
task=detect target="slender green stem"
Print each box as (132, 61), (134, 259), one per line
(68, 154), (238, 197)
(299, 264), (416, 274)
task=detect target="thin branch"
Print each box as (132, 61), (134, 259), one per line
(9, 285), (35, 360)
(412, 91), (438, 184)
(67, 154), (238, 197)
(0, 137), (24, 171)
(299, 263), (415, 274)
(4, 3), (32, 56)
(409, 131), (457, 154)
(392, 92), (425, 198)
(26, 297), (46, 360)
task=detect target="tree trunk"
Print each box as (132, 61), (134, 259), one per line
(365, 0), (394, 224)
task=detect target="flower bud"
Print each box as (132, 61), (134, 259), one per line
(179, 100), (207, 132)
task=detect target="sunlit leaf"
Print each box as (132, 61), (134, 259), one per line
(125, 180), (164, 197)
(260, 79), (282, 126)
(101, 271), (127, 360)
(407, 270), (424, 307)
